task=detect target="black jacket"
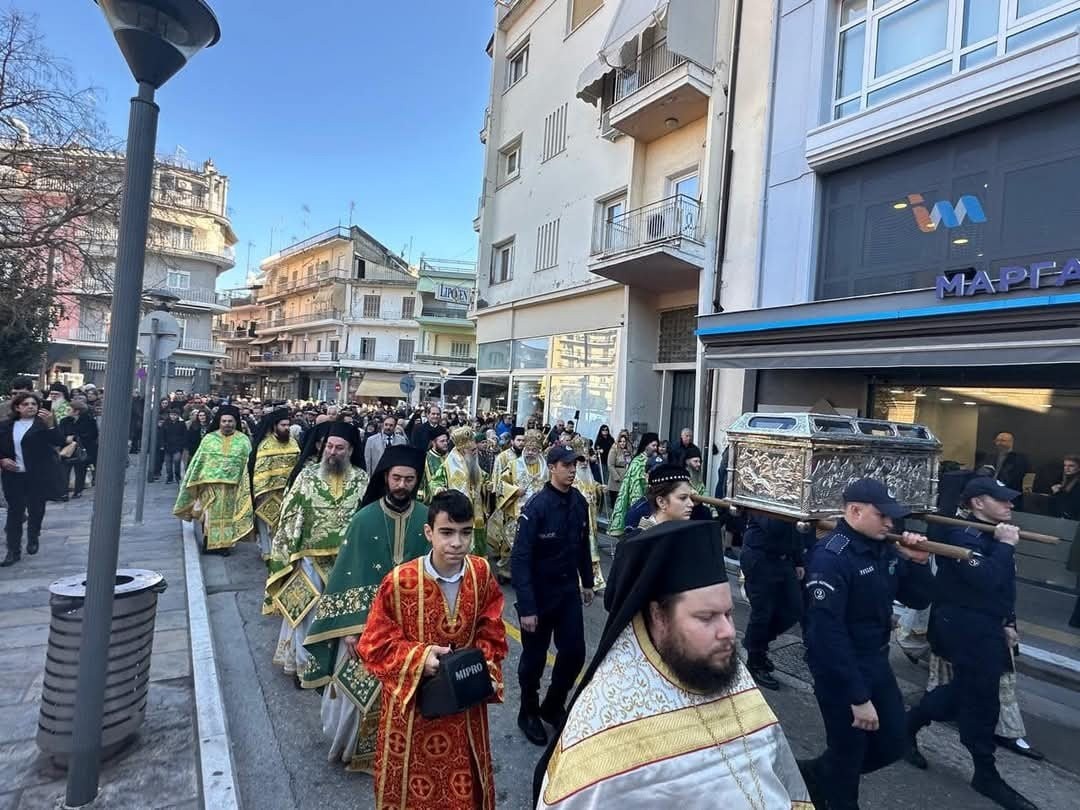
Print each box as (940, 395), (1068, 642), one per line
(59, 413), (99, 455)
(511, 483), (593, 616)
(159, 419), (189, 453)
(668, 440), (701, 469)
(0, 416), (67, 491)
(187, 422), (210, 455)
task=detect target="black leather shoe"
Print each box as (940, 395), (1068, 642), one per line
(748, 661), (780, 690)
(906, 711), (928, 769)
(0, 550), (19, 567)
(972, 770), (1039, 810)
(26, 537), (38, 555)
(761, 655), (776, 673)
(539, 702), (567, 730)
(518, 712), (548, 746)
(994, 735), (1045, 761)
(797, 759), (828, 810)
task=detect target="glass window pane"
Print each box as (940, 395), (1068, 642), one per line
(867, 60), (951, 106)
(837, 22), (866, 98)
(512, 337), (549, 369)
(547, 374), (615, 442)
(513, 378), (547, 426)
(963, 0), (1000, 46)
(874, 0), (950, 78)
(960, 41), (996, 69)
(834, 97), (863, 119)
(478, 340), (510, 370)
(551, 329), (619, 369)
(841, 0), (867, 25)
(1017, 0), (1060, 16)
(477, 377), (510, 414)
(1006, 9), (1080, 53)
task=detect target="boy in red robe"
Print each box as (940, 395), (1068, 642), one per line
(358, 489), (508, 810)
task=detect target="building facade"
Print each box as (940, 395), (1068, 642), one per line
(473, 0), (750, 442)
(251, 226), (422, 403)
(413, 258), (478, 406)
(49, 156), (235, 393)
(697, 0), (1080, 659)
(214, 292), (264, 396)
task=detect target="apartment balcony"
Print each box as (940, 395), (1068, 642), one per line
(479, 106), (491, 145)
(415, 308), (474, 329)
(52, 326), (109, 346)
(156, 235), (237, 268)
(260, 309), (345, 333)
(415, 352), (477, 367)
(277, 226), (351, 261)
(589, 194), (705, 291)
(344, 309), (418, 326)
(177, 337), (226, 356)
(151, 187), (226, 218)
(260, 268), (350, 301)
(220, 327), (258, 341)
(251, 351), (342, 367)
(59, 279), (231, 311)
(607, 40), (712, 143)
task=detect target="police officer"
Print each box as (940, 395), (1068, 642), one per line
(741, 515), (807, 690)
(906, 478), (1038, 810)
(799, 479), (933, 810)
(512, 443), (595, 747)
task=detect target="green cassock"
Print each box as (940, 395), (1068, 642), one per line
(608, 452), (650, 537)
(301, 499), (430, 768)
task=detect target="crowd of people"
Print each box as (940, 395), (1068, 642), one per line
(0, 377), (1067, 809)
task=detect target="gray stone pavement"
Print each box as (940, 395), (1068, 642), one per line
(208, 532), (1080, 810)
(0, 469), (199, 810)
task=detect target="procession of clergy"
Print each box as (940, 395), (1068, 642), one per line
(170, 402), (1035, 810)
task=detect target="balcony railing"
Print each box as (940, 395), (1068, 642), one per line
(221, 327), (257, 340)
(156, 235), (236, 264)
(179, 337), (226, 354)
(58, 326), (108, 344)
(417, 308), (470, 320)
(265, 267), (350, 296)
(591, 194), (703, 256)
(162, 285), (232, 307)
(152, 187), (225, 216)
(614, 40), (688, 104)
(415, 352), (477, 365)
(278, 226), (352, 260)
(266, 309), (344, 328)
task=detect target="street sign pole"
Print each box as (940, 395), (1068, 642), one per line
(134, 317), (160, 522)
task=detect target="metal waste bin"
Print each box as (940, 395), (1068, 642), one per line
(37, 569), (167, 764)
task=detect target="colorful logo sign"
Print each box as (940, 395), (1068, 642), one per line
(908, 193), (986, 233)
(935, 258), (1080, 299)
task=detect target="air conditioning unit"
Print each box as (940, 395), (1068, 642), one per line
(316, 351), (333, 361)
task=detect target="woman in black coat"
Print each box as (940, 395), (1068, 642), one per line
(59, 399), (99, 498)
(0, 393), (71, 566)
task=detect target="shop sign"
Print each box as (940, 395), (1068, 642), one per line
(935, 258), (1080, 299)
(434, 283), (470, 305)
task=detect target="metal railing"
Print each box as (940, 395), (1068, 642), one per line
(264, 267), (350, 296)
(161, 285), (232, 307)
(614, 40), (689, 103)
(151, 187), (225, 216)
(157, 235), (236, 264)
(221, 327), (257, 340)
(65, 326), (108, 343)
(416, 352), (477, 365)
(278, 226), (351, 260)
(417, 308), (470, 320)
(266, 309), (344, 328)
(179, 337), (226, 354)
(591, 194), (703, 256)
(346, 308), (417, 322)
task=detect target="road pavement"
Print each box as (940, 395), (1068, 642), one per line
(204, 534), (1080, 810)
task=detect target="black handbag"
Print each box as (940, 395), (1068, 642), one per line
(418, 647), (494, 719)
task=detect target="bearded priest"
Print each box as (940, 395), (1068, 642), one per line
(535, 520), (812, 809)
(301, 444), (430, 773)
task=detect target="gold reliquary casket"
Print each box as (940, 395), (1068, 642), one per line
(724, 413), (942, 520)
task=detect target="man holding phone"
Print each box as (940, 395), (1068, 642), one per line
(512, 444), (595, 747)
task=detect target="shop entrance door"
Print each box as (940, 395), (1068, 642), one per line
(668, 371), (695, 444)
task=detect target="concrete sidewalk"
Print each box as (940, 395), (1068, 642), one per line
(0, 471), (200, 810)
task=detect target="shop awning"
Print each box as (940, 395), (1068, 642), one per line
(250, 335), (276, 345)
(577, 0), (669, 102)
(354, 379), (407, 400)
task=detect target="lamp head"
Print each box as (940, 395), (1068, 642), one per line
(95, 0), (221, 89)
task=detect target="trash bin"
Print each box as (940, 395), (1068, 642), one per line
(37, 569), (167, 764)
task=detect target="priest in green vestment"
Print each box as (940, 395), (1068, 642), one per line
(174, 404), (255, 553)
(608, 432), (659, 538)
(264, 422), (368, 679)
(417, 425), (448, 504)
(302, 444), (429, 773)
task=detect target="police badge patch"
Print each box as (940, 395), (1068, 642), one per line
(888, 559), (898, 576)
(813, 587), (826, 601)
(969, 557), (981, 567)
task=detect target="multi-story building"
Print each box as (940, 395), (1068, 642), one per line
(695, 1), (1080, 660)
(472, 0), (738, 442)
(251, 226), (422, 403)
(49, 156), (235, 392)
(213, 291), (264, 397)
(413, 257), (478, 404)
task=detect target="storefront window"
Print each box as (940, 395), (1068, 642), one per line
(477, 376), (510, 415)
(872, 385), (1080, 596)
(512, 337), (550, 369)
(551, 329), (619, 369)
(513, 378), (547, 428)
(478, 340), (511, 371)
(547, 374), (615, 442)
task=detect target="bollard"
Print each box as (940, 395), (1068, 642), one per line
(37, 569), (167, 765)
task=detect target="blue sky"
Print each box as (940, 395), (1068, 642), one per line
(24, 0), (493, 288)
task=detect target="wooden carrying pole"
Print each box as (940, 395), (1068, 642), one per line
(693, 494), (990, 562)
(918, 512), (1059, 545)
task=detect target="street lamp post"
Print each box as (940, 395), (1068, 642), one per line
(67, 3), (220, 805)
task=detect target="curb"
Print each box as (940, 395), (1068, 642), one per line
(182, 520), (241, 810)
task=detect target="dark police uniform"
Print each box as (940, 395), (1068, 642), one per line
(803, 518), (933, 810)
(909, 522), (1016, 774)
(742, 515), (806, 678)
(511, 481), (594, 720)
